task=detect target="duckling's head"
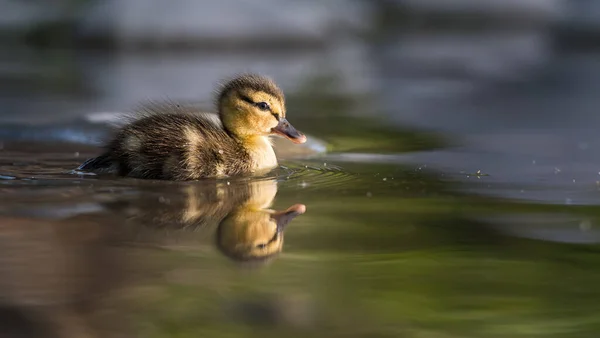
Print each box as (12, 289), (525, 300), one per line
(216, 204), (306, 262)
(217, 74), (306, 144)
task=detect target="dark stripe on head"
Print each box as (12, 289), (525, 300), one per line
(217, 73), (285, 107)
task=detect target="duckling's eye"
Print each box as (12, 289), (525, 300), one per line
(256, 243), (267, 249)
(256, 102), (270, 111)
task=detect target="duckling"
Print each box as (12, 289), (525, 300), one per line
(78, 74), (306, 180)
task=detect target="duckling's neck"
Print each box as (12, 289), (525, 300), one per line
(239, 135), (277, 173)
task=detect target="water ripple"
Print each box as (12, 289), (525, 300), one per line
(271, 162), (358, 190)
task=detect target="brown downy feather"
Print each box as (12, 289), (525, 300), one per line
(104, 110), (251, 180)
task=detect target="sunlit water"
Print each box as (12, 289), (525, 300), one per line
(2, 48), (600, 337)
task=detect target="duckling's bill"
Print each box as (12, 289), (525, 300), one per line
(271, 118), (307, 144)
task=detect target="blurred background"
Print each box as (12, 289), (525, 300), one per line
(2, 1), (600, 338)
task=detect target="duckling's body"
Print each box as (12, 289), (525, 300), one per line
(85, 109), (271, 180)
(79, 74), (305, 180)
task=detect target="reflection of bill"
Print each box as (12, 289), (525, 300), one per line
(107, 179), (306, 264)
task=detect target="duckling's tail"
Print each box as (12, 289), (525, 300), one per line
(77, 154), (115, 172)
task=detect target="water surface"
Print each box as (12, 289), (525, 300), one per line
(1, 45), (600, 338)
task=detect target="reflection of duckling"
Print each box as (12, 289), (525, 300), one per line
(79, 74), (307, 180)
(217, 202), (305, 262)
(107, 179), (305, 263)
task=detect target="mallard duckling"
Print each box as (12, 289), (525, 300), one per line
(79, 74), (306, 180)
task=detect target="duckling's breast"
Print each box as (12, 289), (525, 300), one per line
(246, 136), (278, 173)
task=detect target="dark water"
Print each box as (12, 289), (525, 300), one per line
(2, 43), (600, 338)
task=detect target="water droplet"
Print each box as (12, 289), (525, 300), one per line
(383, 178), (387, 181)
(532, 160), (536, 164)
(366, 192), (372, 198)
(573, 179), (576, 183)
(554, 167), (561, 174)
(323, 163), (327, 167)
(74, 152), (80, 158)
(226, 181), (230, 185)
